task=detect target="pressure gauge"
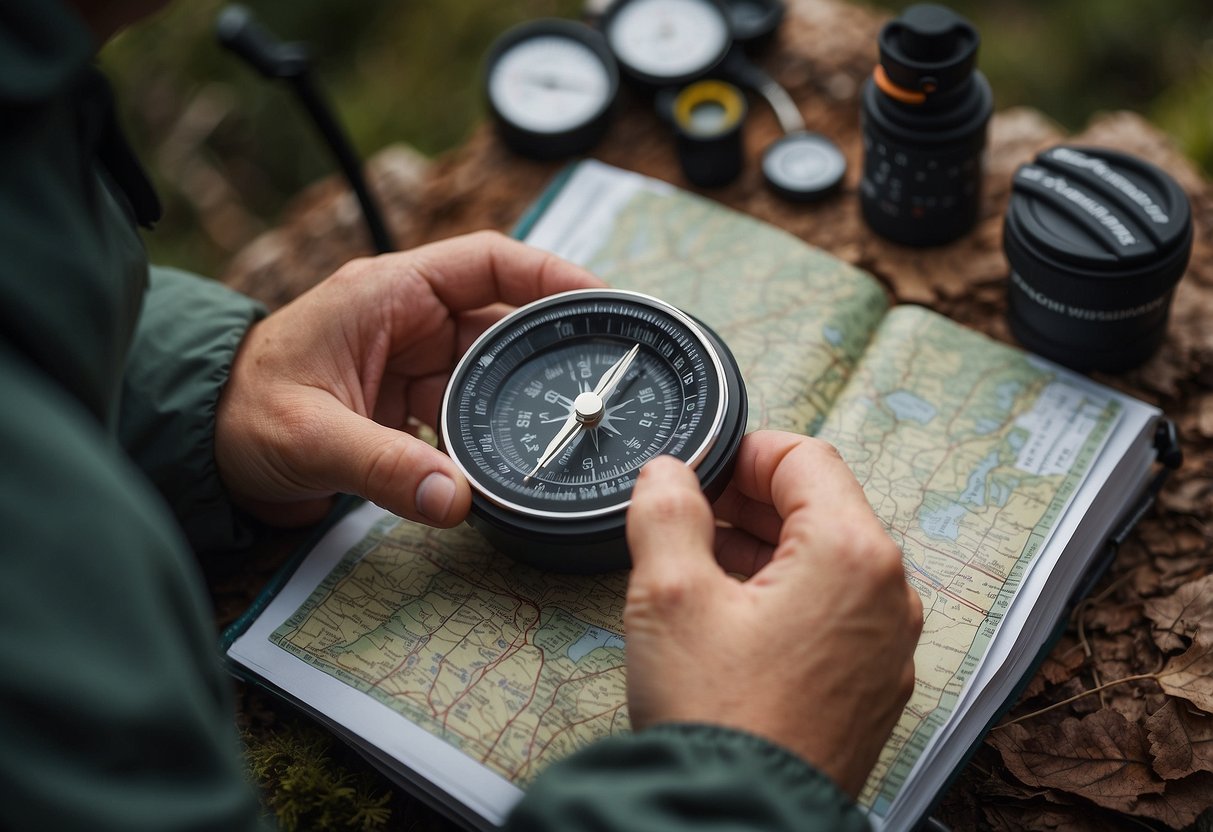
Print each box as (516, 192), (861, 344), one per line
(440, 289), (747, 573)
(601, 0), (734, 87)
(485, 19), (620, 159)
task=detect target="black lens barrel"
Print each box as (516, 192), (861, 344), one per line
(1004, 145), (1192, 373)
(859, 3), (992, 246)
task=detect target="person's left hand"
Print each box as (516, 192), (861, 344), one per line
(215, 231), (603, 528)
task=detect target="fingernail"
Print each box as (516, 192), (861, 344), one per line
(416, 472), (456, 523)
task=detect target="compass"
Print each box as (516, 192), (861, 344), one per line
(440, 289), (747, 572)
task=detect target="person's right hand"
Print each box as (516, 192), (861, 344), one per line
(623, 430), (923, 798)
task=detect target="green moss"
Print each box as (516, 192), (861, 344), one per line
(244, 721), (392, 831)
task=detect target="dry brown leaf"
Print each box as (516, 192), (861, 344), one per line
(1161, 475), (1213, 515)
(1123, 771), (1213, 829)
(1146, 698), (1213, 780)
(1041, 637), (1087, 686)
(981, 801), (1120, 832)
(988, 709), (1165, 813)
(1145, 574), (1213, 652)
(1084, 601), (1144, 635)
(1158, 635), (1213, 713)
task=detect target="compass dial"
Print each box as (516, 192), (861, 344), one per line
(440, 289), (747, 572)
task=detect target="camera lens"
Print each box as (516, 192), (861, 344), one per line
(1004, 145), (1192, 373)
(859, 3), (993, 246)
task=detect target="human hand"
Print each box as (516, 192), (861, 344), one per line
(216, 231), (603, 528)
(623, 430), (923, 797)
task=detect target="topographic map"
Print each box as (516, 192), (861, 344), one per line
(815, 306), (1119, 816)
(260, 162), (1120, 810)
(271, 519), (629, 785)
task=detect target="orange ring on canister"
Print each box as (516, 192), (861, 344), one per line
(873, 64), (929, 105)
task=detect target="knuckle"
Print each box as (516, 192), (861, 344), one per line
(838, 528), (904, 585)
(332, 256), (374, 282)
(626, 572), (691, 614)
(803, 436), (843, 462)
(471, 228), (508, 245)
(638, 484), (707, 526)
(362, 435), (415, 500)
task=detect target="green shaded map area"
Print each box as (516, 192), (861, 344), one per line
(817, 307), (1119, 815)
(581, 189), (889, 436)
(272, 518), (629, 786)
(269, 163), (1121, 806)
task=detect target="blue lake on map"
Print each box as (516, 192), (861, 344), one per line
(959, 450), (1002, 507)
(996, 380), (1023, 412)
(823, 325), (844, 347)
(974, 417), (1002, 435)
(919, 496), (968, 541)
(567, 626), (625, 662)
(988, 476), (1017, 508)
(885, 390), (937, 425)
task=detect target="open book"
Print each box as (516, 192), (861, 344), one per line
(226, 161), (1165, 830)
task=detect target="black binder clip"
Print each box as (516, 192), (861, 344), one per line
(1154, 418), (1183, 471)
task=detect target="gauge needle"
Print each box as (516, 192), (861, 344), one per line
(525, 343), (640, 481)
(522, 73), (591, 93)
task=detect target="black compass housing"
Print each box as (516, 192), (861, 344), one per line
(440, 289), (748, 573)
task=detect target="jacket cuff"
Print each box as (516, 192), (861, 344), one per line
(506, 722), (870, 832)
(118, 266), (266, 554)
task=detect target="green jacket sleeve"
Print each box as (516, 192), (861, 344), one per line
(505, 723), (871, 831)
(118, 266), (266, 554)
(0, 345), (268, 832)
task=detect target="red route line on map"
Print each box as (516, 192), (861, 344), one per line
(505, 665), (628, 779)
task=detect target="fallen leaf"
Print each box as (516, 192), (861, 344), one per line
(1145, 574), (1213, 652)
(981, 801), (1115, 832)
(1157, 635), (1213, 713)
(1084, 601), (1144, 635)
(1145, 698), (1213, 779)
(1043, 637), (1086, 682)
(988, 709), (1165, 813)
(1125, 771), (1213, 829)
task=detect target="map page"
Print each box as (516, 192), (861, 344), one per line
(815, 306), (1121, 817)
(522, 162), (890, 434)
(228, 161), (1124, 826)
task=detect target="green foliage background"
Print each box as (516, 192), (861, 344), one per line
(101, 1), (1212, 279)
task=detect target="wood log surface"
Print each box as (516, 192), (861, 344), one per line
(216, 0), (1213, 828)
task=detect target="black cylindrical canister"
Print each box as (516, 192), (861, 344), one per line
(1004, 145), (1192, 373)
(672, 80), (747, 188)
(859, 3), (993, 246)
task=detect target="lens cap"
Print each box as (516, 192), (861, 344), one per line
(878, 3), (979, 95)
(762, 132), (846, 202)
(1004, 145), (1193, 371)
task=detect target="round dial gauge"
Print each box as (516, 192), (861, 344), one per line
(441, 289), (747, 572)
(762, 131), (847, 202)
(602, 0), (734, 87)
(485, 20), (620, 159)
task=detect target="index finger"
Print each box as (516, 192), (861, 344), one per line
(407, 230), (605, 312)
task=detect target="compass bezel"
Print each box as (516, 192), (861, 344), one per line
(441, 289), (730, 521)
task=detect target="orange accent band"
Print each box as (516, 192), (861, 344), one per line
(874, 64), (927, 105)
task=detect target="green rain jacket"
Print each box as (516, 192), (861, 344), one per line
(0, 2), (868, 830)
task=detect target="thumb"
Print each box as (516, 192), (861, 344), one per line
(626, 456), (717, 582)
(311, 398), (472, 527)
